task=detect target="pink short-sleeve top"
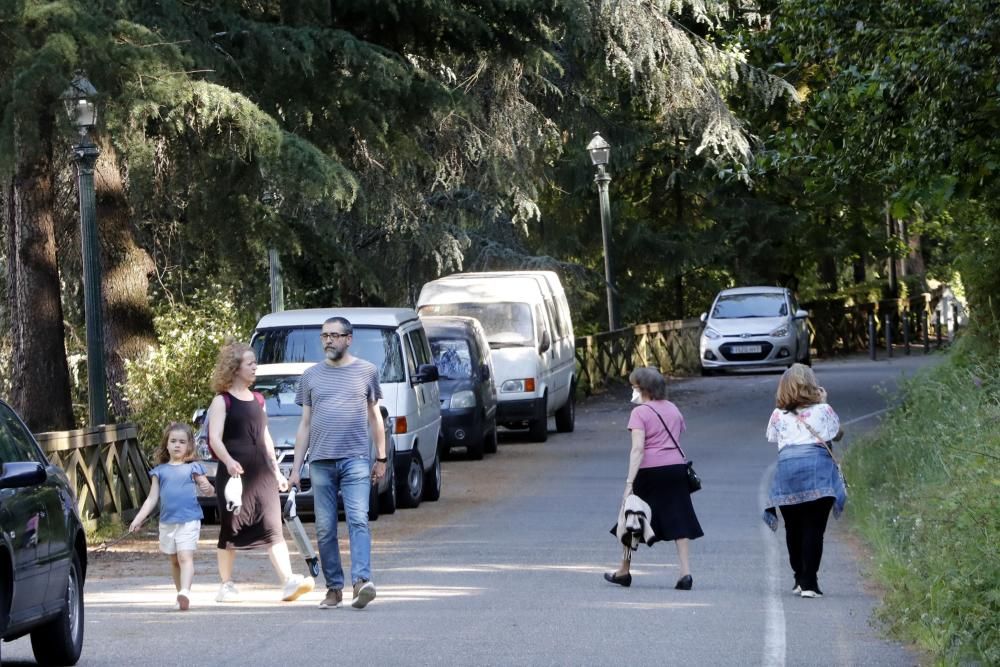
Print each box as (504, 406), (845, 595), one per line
(627, 400), (687, 468)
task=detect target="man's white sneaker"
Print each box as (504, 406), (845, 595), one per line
(216, 581), (242, 603)
(177, 589), (190, 611)
(800, 589), (823, 598)
(282, 575), (314, 602)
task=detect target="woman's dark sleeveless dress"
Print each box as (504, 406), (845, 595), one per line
(216, 392), (282, 549)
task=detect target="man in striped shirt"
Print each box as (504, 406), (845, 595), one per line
(290, 316), (387, 610)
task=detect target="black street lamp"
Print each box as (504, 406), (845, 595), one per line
(587, 131), (620, 331)
(62, 73), (107, 426)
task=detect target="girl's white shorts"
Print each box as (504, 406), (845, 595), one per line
(158, 520), (201, 554)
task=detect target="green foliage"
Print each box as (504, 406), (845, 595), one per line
(122, 290), (250, 456)
(844, 340), (1000, 664)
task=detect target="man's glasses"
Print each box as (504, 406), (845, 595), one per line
(320, 332), (351, 341)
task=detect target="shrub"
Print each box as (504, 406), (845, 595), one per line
(123, 289), (252, 458)
(844, 340), (1000, 665)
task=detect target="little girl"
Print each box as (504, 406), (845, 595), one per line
(130, 422), (213, 610)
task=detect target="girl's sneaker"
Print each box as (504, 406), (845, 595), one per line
(282, 574), (314, 602)
(216, 581), (242, 603)
(177, 589), (191, 611)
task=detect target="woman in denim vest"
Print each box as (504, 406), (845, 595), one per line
(763, 364), (846, 599)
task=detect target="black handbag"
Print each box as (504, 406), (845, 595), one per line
(643, 405), (702, 493)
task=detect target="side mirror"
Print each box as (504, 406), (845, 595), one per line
(0, 462), (46, 490)
(414, 363), (439, 384)
(794, 309), (809, 319)
(480, 363), (491, 381)
(538, 330), (551, 354)
(699, 312), (708, 323)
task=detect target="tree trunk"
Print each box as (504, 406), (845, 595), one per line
(5, 114), (75, 431)
(95, 142), (156, 420)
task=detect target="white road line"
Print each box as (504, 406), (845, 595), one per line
(841, 408), (890, 427)
(758, 460), (785, 667)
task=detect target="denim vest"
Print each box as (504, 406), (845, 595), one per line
(762, 444), (847, 531)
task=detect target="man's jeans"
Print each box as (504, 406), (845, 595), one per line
(310, 457), (371, 590)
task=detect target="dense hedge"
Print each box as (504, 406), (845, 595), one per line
(844, 337), (1000, 665)
(123, 290), (251, 456)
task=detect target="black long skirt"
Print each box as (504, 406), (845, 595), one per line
(611, 464), (704, 546)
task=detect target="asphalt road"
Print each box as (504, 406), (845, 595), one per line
(3, 353), (939, 666)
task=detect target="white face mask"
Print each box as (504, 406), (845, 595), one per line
(630, 388), (643, 404)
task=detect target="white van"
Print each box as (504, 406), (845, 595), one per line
(416, 271), (575, 442)
(251, 308), (442, 508)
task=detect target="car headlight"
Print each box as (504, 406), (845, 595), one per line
(704, 327), (722, 340)
(450, 390), (476, 409)
(501, 378), (536, 393)
(770, 325), (789, 337)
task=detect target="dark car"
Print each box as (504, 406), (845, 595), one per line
(194, 375), (397, 521)
(0, 400), (87, 665)
(422, 316), (498, 459)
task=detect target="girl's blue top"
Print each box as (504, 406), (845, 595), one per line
(150, 462), (206, 523)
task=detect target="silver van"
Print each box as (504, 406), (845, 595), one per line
(251, 308), (442, 508)
(417, 271), (576, 442)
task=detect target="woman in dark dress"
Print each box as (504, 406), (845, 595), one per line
(604, 367), (703, 590)
(207, 342), (313, 603)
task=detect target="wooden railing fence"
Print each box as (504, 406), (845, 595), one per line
(575, 318), (703, 394)
(35, 423), (149, 530)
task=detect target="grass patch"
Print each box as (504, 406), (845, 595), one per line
(844, 339), (1000, 665)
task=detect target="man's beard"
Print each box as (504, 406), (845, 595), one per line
(325, 347), (344, 361)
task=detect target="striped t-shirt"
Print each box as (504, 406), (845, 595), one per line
(295, 358), (382, 461)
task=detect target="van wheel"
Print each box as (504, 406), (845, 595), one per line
(397, 452), (423, 509)
(484, 420), (498, 454)
(378, 464), (397, 515)
(555, 384), (576, 433)
(528, 395), (548, 442)
(30, 551), (84, 666)
(423, 452), (442, 501)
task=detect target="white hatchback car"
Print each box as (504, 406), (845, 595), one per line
(699, 286), (811, 374)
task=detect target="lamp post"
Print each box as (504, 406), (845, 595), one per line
(62, 73), (107, 426)
(260, 186), (285, 313)
(587, 131), (620, 331)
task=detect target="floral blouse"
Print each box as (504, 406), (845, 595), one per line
(765, 403), (840, 450)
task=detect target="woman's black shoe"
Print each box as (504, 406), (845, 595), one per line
(675, 574), (693, 590)
(603, 571), (632, 587)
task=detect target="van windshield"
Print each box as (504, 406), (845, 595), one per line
(419, 303), (534, 347)
(251, 326), (405, 383)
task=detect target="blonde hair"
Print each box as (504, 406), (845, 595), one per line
(775, 363), (824, 412)
(156, 422), (196, 464)
(210, 340), (254, 394)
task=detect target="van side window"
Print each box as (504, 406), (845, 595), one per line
(402, 333), (417, 377)
(411, 329), (432, 366)
(544, 299), (560, 340)
(557, 297), (573, 338)
(534, 304), (546, 343)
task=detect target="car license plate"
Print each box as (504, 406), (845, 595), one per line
(732, 344), (762, 354)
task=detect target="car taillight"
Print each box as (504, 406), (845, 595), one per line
(395, 416), (408, 434)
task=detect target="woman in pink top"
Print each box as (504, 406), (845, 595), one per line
(604, 367), (704, 590)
